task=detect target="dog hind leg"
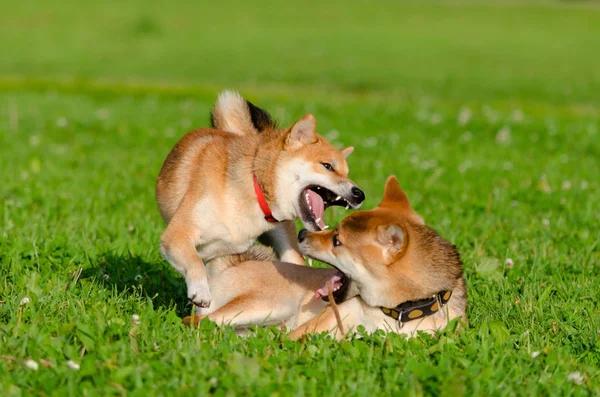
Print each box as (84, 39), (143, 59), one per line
(160, 213), (211, 308)
(197, 295), (293, 328)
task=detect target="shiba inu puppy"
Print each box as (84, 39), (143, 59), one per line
(183, 176), (467, 340)
(156, 91), (364, 308)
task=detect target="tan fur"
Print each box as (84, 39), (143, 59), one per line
(156, 91), (361, 308)
(183, 176), (467, 340)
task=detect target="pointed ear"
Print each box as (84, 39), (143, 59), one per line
(379, 176), (410, 208)
(376, 224), (405, 258)
(378, 176), (424, 224)
(341, 146), (354, 158)
(285, 114), (317, 149)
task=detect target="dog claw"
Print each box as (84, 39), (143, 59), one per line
(187, 277), (212, 308)
(189, 295), (211, 308)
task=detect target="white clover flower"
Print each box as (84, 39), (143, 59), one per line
(362, 137), (378, 147)
(29, 135), (41, 147)
(511, 109), (524, 123)
(132, 314), (141, 325)
(531, 351), (540, 359)
(66, 360), (80, 370)
(56, 117), (68, 128)
(458, 160), (472, 174)
(458, 107), (472, 126)
(505, 258), (514, 269)
(430, 113), (442, 125)
(181, 118), (192, 129)
(24, 359), (39, 371)
(325, 130), (339, 140)
(103, 274), (110, 281)
(134, 274), (142, 281)
(496, 126), (512, 145)
(460, 131), (473, 142)
(95, 108), (110, 120)
(542, 219), (550, 227)
(567, 371), (584, 385)
(20, 297), (30, 306)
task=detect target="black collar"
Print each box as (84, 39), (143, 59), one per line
(381, 290), (452, 325)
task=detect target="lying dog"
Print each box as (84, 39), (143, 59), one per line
(156, 91), (364, 308)
(183, 176), (467, 339)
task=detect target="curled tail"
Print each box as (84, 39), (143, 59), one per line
(210, 90), (277, 135)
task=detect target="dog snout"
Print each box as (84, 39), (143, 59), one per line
(298, 229), (308, 243)
(351, 187), (365, 203)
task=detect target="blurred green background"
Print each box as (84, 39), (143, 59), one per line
(1, 0), (599, 101)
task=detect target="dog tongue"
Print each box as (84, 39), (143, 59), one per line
(314, 275), (342, 300)
(307, 189), (325, 229)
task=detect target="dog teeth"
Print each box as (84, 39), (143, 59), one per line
(307, 258), (313, 266)
(315, 217), (321, 223)
(323, 225), (329, 229)
(335, 196), (341, 201)
(345, 204), (350, 210)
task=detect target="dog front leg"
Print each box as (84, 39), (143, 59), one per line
(258, 221), (305, 266)
(160, 221), (211, 308)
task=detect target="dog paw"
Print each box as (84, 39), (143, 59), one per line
(187, 277), (211, 308)
(281, 250), (306, 266)
(182, 315), (205, 327)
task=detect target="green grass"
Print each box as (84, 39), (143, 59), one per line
(1, 0), (599, 395)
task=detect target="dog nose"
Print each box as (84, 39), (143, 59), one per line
(351, 187), (365, 202)
(298, 229), (308, 243)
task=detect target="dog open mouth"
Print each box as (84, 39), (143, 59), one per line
(314, 269), (350, 304)
(299, 186), (353, 231)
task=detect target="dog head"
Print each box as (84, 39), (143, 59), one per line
(211, 91), (364, 231)
(273, 114), (364, 231)
(298, 176), (464, 308)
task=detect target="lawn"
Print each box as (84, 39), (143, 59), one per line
(1, 0), (599, 395)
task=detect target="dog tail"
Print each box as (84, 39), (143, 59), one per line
(210, 90), (277, 135)
(207, 244), (277, 271)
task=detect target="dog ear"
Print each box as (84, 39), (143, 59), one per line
(341, 146), (354, 158)
(379, 176), (424, 224)
(376, 224), (405, 258)
(379, 176), (410, 208)
(286, 114), (317, 149)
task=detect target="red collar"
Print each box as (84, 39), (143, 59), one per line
(253, 174), (279, 223)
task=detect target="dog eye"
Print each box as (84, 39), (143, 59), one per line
(321, 163), (334, 172)
(333, 234), (342, 247)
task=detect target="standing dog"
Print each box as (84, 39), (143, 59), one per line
(184, 176), (467, 340)
(156, 91), (364, 308)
